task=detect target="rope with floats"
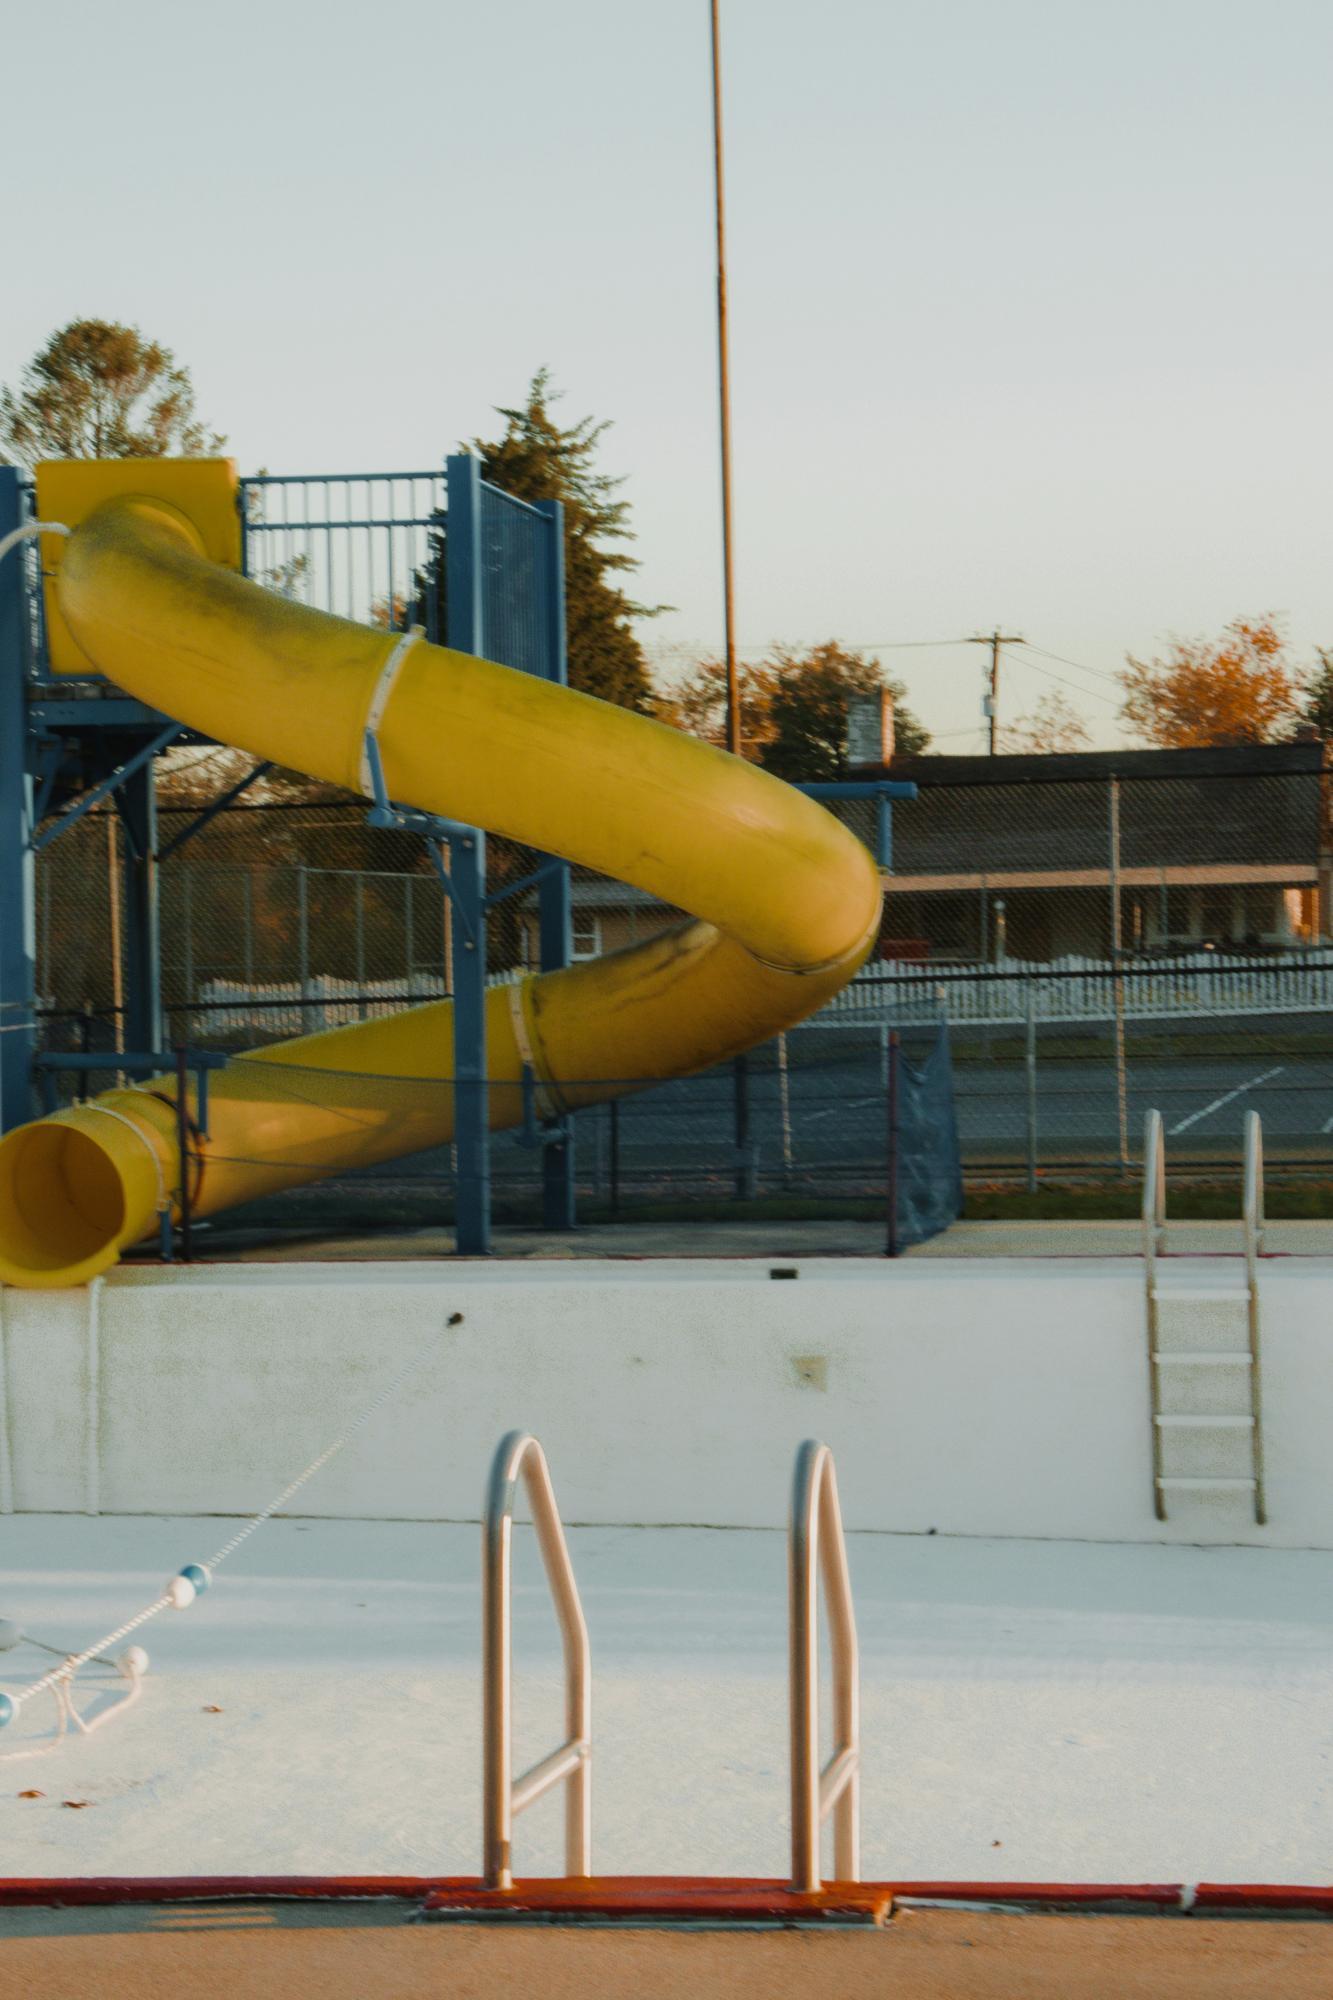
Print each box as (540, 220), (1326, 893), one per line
(0, 1312), (463, 1759)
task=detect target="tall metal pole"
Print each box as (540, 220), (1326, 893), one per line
(709, 0), (740, 758)
(117, 762), (162, 1057)
(0, 468), (35, 1133)
(1109, 775), (1130, 1176)
(107, 812), (125, 1084)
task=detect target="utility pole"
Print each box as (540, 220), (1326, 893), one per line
(709, 0), (740, 757)
(969, 628), (1024, 754)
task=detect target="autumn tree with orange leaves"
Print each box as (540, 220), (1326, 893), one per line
(1120, 617), (1304, 748)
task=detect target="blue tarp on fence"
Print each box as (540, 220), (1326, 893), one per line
(890, 1023), (964, 1254)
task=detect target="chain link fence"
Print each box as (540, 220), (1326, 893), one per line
(29, 750), (1333, 1223)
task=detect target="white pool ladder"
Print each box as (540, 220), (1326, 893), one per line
(789, 1439), (861, 1891)
(482, 1431), (592, 1890)
(479, 1431), (863, 1896)
(1143, 1108), (1267, 1525)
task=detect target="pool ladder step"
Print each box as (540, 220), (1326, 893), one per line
(1141, 1109), (1266, 1526)
(1149, 1286), (1249, 1305)
(1152, 1352), (1253, 1367)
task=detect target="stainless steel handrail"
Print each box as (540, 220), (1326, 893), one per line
(789, 1439), (860, 1893)
(1142, 1106), (1167, 1268)
(482, 1431), (591, 1891)
(1142, 1108), (1167, 1520)
(1243, 1110), (1268, 1525)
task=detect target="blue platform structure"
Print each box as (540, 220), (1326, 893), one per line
(0, 456), (572, 1256)
(0, 457), (919, 1259)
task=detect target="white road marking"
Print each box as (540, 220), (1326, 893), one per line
(804, 1096), (882, 1124)
(1169, 1065), (1284, 1136)
(1322, 1113), (1333, 1134)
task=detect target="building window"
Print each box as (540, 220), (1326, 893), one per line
(572, 916), (601, 961)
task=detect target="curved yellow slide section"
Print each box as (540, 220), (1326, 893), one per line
(0, 492), (881, 1287)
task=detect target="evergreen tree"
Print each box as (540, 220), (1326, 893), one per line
(415, 370), (661, 710)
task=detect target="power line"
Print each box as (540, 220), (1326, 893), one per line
(846, 638), (975, 651)
(1022, 640), (1122, 686)
(1019, 654), (1122, 710)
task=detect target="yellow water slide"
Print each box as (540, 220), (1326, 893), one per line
(0, 463), (881, 1287)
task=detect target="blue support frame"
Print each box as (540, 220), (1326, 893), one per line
(0, 470), (35, 1131)
(795, 780), (917, 869)
(31, 724), (180, 853)
(117, 761), (163, 1056)
(534, 496), (576, 1230)
(448, 827), (489, 1255)
(444, 455), (491, 1254)
(441, 456), (575, 1251)
(2, 454), (574, 1269)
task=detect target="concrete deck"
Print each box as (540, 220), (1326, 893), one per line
(4, 1901), (1333, 2000)
(169, 1216), (1333, 1265)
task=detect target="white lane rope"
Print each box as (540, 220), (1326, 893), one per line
(0, 1312), (462, 1756)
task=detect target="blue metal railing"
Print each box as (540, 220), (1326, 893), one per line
(239, 469), (447, 641)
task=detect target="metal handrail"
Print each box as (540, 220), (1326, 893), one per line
(1243, 1107), (1265, 1272)
(1243, 1111), (1268, 1525)
(482, 1431), (591, 1891)
(789, 1439), (860, 1893)
(1142, 1108), (1168, 1519)
(1144, 1108), (1267, 1527)
(1142, 1106), (1167, 1270)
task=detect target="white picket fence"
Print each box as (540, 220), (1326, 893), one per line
(194, 950), (1333, 1041)
(821, 950), (1333, 1030)
(194, 967), (524, 1037)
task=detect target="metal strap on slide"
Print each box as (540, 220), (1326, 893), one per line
(78, 1103), (169, 1216)
(357, 624), (425, 797)
(0, 520), (69, 568)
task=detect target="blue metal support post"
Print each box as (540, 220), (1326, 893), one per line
(535, 497), (576, 1230)
(448, 827), (488, 1253)
(445, 454), (490, 1253)
(116, 761), (162, 1056)
(0, 470), (35, 1131)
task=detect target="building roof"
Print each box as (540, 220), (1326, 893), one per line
(859, 741), (1327, 789)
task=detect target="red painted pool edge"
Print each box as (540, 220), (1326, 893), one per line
(0, 1876), (1331, 1917)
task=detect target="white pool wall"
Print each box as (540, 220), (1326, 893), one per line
(2, 1258), (1331, 1547)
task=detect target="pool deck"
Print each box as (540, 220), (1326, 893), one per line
(163, 1216), (1333, 1265)
(5, 1898), (1333, 2000)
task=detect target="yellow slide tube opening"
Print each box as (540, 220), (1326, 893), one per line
(0, 490), (882, 1287)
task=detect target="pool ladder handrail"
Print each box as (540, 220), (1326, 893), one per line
(789, 1438), (860, 1892)
(1142, 1108), (1267, 1526)
(482, 1431), (591, 1891)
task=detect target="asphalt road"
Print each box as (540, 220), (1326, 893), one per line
(290, 1031), (1333, 1192)
(521, 1046), (1333, 1177)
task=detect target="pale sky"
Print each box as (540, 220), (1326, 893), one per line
(5, 0), (1332, 750)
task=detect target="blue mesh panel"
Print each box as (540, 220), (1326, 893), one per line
(893, 1024), (965, 1251)
(478, 485), (558, 681)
